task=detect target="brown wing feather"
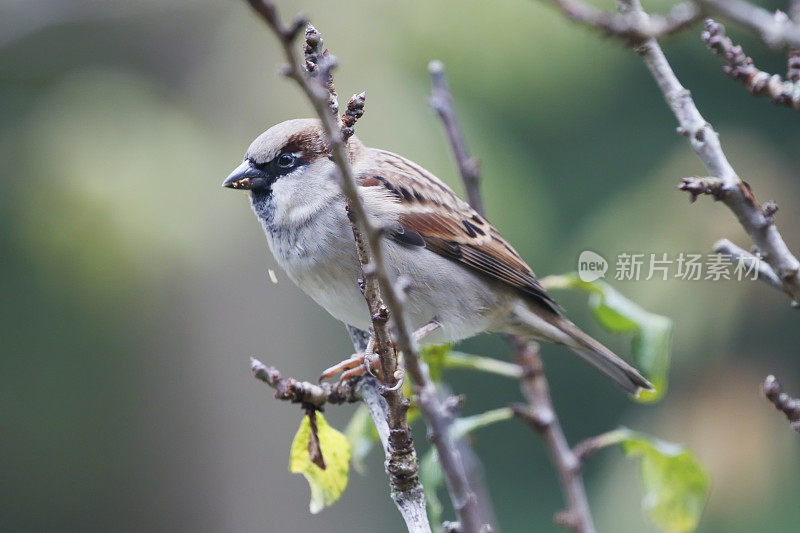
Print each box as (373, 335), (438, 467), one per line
(359, 148), (561, 314)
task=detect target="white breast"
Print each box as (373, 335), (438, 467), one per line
(264, 197), (372, 331)
(253, 161), (516, 345)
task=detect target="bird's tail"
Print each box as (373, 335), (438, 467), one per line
(555, 317), (653, 396)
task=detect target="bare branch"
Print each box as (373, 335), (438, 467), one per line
(677, 176), (724, 202)
(306, 408), (326, 469)
(428, 60), (483, 214)
(596, 0), (800, 305)
(428, 63), (594, 533)
(245, 2), (485, 531)
(695, 0), (800, 50)
(538, 0), (701, 43)
(406, 373), (486, 532)
(303, 23), (339, 116)
(571, 433), (610, 464)
(703, 19), (800, 110)
(251, 357), (360, 407)
(341, 328), (429, 531)
(362, 377), (432, 529)
(342, 92), (366, 141)
(762, 375), (800, 433)
(511, 340), (595, 533)
(712, 238), (784, 292)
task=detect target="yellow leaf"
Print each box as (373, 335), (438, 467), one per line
(289, 412), (351, 514)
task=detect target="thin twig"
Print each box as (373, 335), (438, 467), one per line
(511, 340), (595, 533)
(762, 375), (800, 433)
(428, 63), (594, 533)
(428, 60), (483, 214)
(677, 175), (725, 202)
(540, 0), (702, 43)
(303, 24), (339, 116)
(703, 19), (800, 110)
(251, 357), (360, 407)
(571, 434), (607, 464)
(695, 0), (800, 50)
(712, 238), (783, 291)
(342, 92), (366, 141)
(244, 2), (485, 531)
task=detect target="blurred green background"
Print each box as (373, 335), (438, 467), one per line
(2, 0), (799, 531)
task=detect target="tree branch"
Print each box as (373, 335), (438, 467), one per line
(703, 19), (800, 110)
(536, 0), (800, 49)
(762, 375), (800, 433)
(342, 91), (366, 141)
(511, 341), (596, 533)
(347, 327), (431, 532)
(250, 357), (360, 407)
(428, 62), (595, 533)
(586, 0), (800, 305)
(428, 60), (483, 215)
(695, 0), (800, 50)
(302, 24), (339, 117)
(712, 238), (784, 292)
(539, 0), (702, 43)
(244, 3), (486, 531)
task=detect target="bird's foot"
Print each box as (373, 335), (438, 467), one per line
(319, 321), (439, 384)
(318, 351), (382, 383)
(319, 335), (381, 383)
(413, 321), (441, 343)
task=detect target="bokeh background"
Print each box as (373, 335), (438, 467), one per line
(2, 0), (799, 531)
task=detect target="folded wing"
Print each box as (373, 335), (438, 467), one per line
(359, 148), (561, 314)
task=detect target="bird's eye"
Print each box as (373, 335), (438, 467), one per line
(277, 153), (296, 169)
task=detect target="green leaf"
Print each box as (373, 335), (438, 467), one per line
(451, 407), (514, 440)
(421, 344), (523, 380)
(541, 273), (673, 402)
(596, 428), (709, 533)
(419, 448), (445, 530)
(443, 351), (524, 379)
(401, 372), (421, 425)
(289, 412), (351, 514)
(420, 343), (452, 382)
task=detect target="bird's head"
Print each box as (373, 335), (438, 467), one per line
(223, 118), (330, 197)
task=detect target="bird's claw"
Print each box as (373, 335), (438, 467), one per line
(319, 351), (381, 383)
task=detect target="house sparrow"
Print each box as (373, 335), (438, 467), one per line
(224, 118), (652, 395)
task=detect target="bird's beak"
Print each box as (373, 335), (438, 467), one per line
(222, 161), (265, 190)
